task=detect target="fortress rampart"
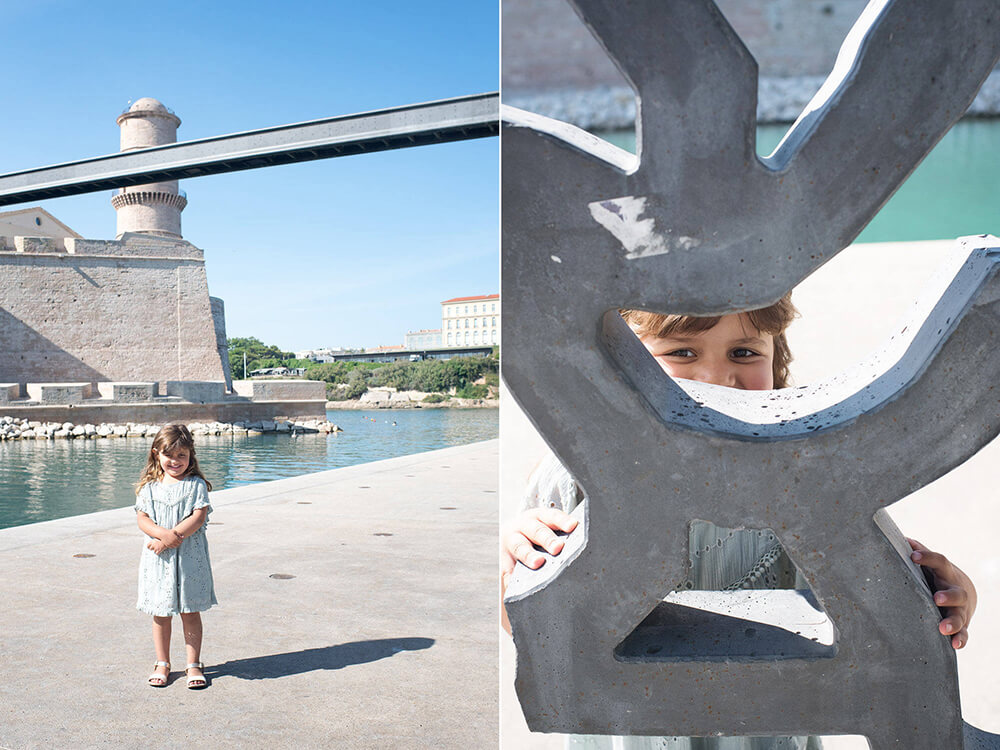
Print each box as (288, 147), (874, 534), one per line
(0, 99), (323, 423)
(0, 232), (227, 386)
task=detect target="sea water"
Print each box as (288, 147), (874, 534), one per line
(0, 408), (497, 529)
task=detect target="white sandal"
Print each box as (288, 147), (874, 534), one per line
(186, 662), (207, 689)
(148, 661), (170, 687)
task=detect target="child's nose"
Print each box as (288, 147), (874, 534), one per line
(693, 362), (737, 388)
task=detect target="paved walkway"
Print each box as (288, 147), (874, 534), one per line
(0, 440), (498, 749)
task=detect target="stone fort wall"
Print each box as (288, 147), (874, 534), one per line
(0, 232), (228, 387)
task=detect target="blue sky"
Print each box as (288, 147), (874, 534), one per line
(2, 0), (498, 350)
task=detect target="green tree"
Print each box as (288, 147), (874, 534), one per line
(228, 337), (296, 378)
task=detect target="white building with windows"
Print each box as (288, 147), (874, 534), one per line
(441, 293), (500, 348)
(404, 329), (442, 349)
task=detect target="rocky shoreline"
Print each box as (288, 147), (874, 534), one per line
(0, 416), (342, 441)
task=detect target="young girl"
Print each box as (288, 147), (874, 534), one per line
(501, 297), (977, 749)
(135, 423), (217, 689)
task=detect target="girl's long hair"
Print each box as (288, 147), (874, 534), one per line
(135, 423), (212, 494)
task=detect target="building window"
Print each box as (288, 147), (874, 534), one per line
(483, 317), (487, 327)
(448, 333), (453, 345)
(465, 305), (469, 314)
(473, 304), (478, 313)
(491, 329), (497, 343)
(492, 316), (496, 326)
(473, 331), (479, 343)
(465, 320), (469, 328)
(492, 303), (496, 312)
(464, 331), (470, 344)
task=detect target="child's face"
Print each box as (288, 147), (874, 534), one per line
(157, 447), (191, 480)
(637, 313), (775, 391)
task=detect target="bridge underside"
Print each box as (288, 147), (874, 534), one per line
(0, 93), (498, 206)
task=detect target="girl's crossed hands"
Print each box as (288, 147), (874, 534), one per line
(146, 529), (183, 556)
(146, 539), (167, 555)
(161, 528), (184, 548)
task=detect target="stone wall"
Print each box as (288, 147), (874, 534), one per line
(210, 296), (233, 390)
(233, 379), (327, 401)
(0, 233), (227, 386)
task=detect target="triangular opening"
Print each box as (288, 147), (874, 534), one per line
(615, 520), (837, 662)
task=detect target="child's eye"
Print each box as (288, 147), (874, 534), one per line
(730, 348), (760, 359)
(664, 348), (695, 358)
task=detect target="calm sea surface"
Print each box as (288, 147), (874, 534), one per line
(602, 118), (1000, 242)
(0, 409), (497, 530)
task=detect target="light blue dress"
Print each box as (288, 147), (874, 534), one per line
(520, 455), (821, 750)
(135, 476), (217, 616)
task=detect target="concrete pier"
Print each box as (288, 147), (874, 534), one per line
(0, 440), (498, 749)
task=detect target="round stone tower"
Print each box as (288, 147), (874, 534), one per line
(111, 98), (187, 239)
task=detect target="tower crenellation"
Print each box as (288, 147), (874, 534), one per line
(111, 97), (187, 239)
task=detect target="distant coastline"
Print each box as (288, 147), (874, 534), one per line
(326, 397), (498, 410)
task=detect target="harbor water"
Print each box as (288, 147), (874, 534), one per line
(0, 408), (497, 530)
(602, 118), (1000, 242)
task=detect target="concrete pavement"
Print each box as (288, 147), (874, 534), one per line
(0, 440), (498, 749)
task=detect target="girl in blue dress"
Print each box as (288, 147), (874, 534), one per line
(135, 423), (217, 689)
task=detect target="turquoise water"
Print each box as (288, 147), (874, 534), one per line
(602, 118), (1000, 242)
(0, 409), (497, 530)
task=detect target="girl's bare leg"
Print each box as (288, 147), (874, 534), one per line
(180, 612), (205, 684)
(151, 615), (172, 682)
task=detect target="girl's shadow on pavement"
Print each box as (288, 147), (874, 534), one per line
(204, 637), (435, 681)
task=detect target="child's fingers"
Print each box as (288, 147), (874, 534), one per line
(951, 629), (970, 650)
(906, 537), (927, 553)
(933, 587), (968, 609)
(519, 518), (570, 558)
(910, 548), (951, 576)
(534, 507), (579, 534)
(940, 611), (967, 638)
(504, 531), (546, 569)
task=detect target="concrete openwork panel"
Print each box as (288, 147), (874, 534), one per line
(502, 0), (1000, 747)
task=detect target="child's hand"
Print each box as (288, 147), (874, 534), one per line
(501, 507), (579, 588)
(161, 529), (184, 548)
(909, 538), (977, 650)
(146, 539), (167, 555)
(500, 507), (579, 634)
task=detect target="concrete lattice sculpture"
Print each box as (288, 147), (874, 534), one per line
(501, 0), (1000, 747)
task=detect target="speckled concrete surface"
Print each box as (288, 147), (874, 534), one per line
(500, 241), (1000, 748)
